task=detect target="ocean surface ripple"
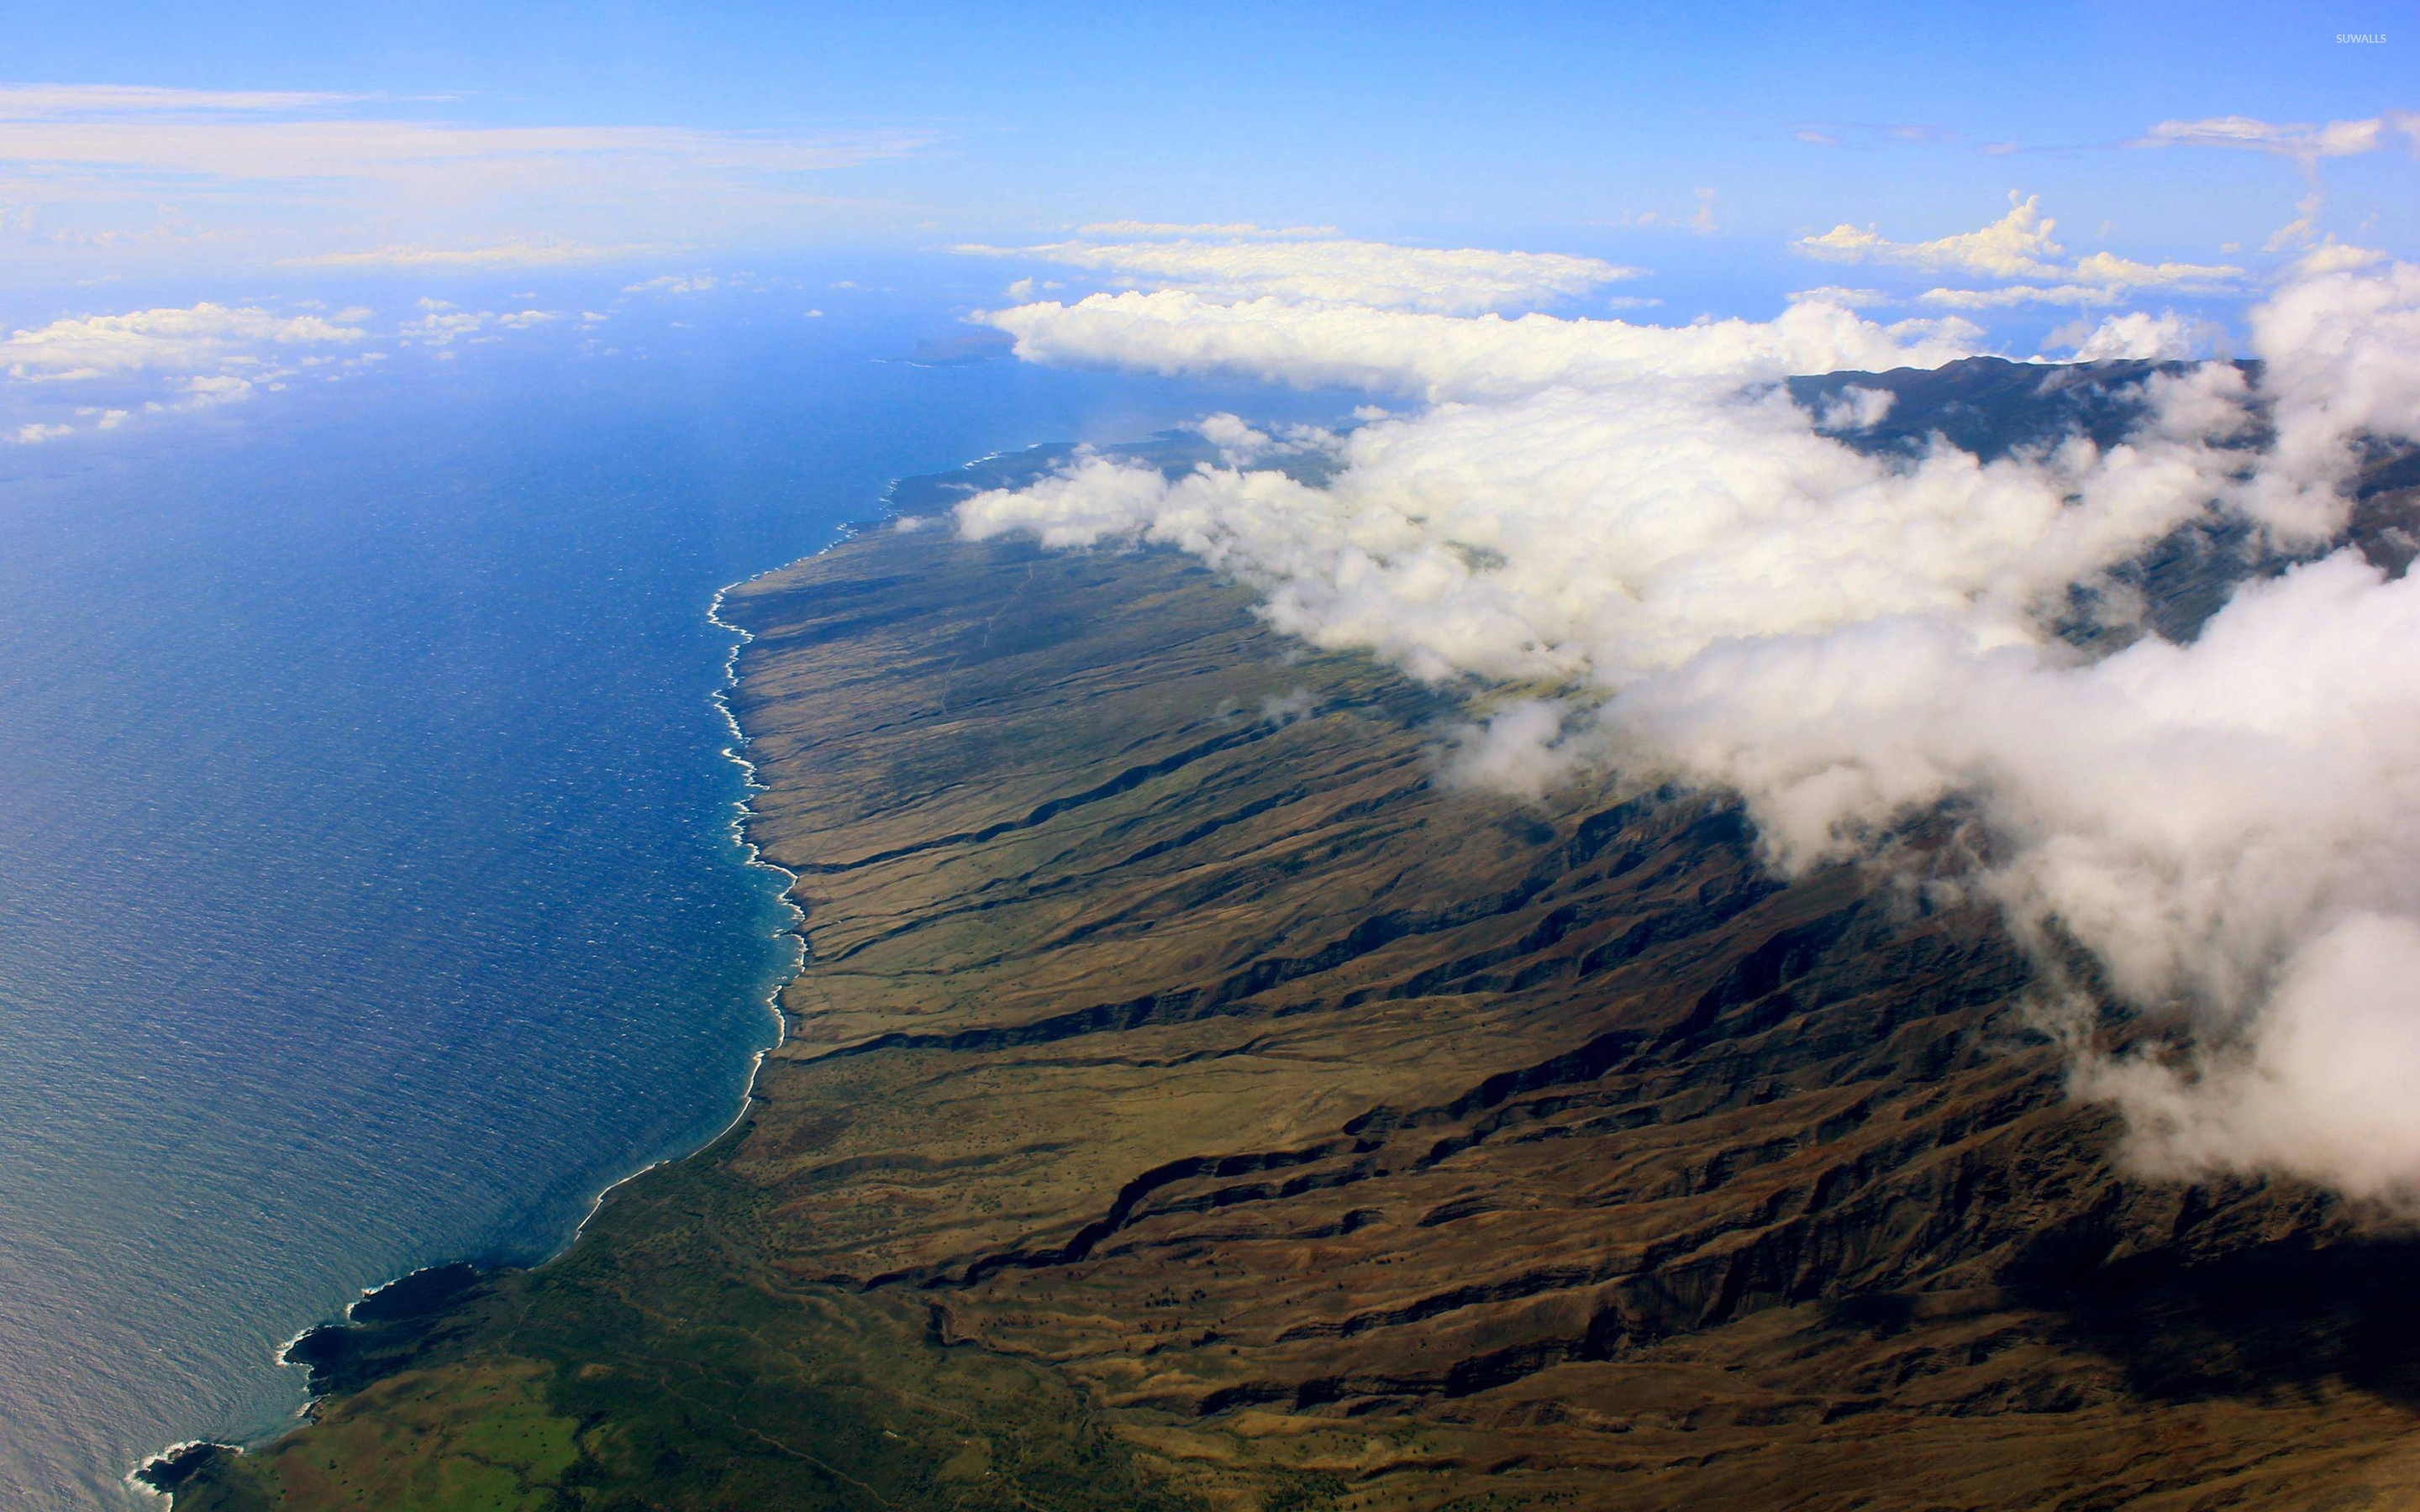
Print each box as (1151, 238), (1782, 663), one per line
(0, 308), (1335, 1507)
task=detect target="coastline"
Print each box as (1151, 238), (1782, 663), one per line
(140, 465), (2420, 1509)
(135, 555), (825, 1501)
(120, 375), (2420, 1510)
(127, 433), (1034, 1499)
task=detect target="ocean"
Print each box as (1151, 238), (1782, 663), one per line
(0, 281), (1328, 1506)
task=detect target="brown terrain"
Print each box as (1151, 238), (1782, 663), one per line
(166, 367), (2420, 1509)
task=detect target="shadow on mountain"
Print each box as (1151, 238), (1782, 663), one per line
(2005, 1218), (2420, 1408)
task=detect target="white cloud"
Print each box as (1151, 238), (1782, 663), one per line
(2133, 113), (2411, 160)
(1920, 283), (2115, 309)
(0, 302), (363, 377)
(1799, 191), (2069, 280)
(958, 375), (2237, 688)
(1786, 286), (1892, 308)
(2238, 258), (2420, 538)
(1444, 700), (1581, 798)
(950, 242), (2420, 1204)
(981, 289), (1979, 402)
(621, 272), (718, 295)
(2295, 241), (2387, 276)
(176, 373), (255, 407)
(0, 291), (560, 442)
(1192, 411), (1336, 467)
(1610, 542), (2420, 1197)
(1812, 385), (1895, 428)
(2080, 912), (2420, 1200)
(2049, 310), (2226, 361)
(8, 420), (71, 443)
(1804, 192), (2244, 307)
(2265, 190), (2328, 252)
(961, 234), (1641, 314)
(2069, 249), (2244, 289)
(401, 305), (562, 345)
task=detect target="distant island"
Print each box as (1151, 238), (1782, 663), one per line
(155, 360), (2420, 1509)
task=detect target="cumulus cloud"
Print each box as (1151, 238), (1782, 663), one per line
(960, 234), (1641, 314)
(2238, 258), (2420, 538)
(401, 300), (564, 346)
(951, 239), (2420, 1203)
(1798, 191), (2070, 280)
(1192, 411), (1336, 466)
(2049, 311), (2227, 362)
(0, 302), (364, 378)
(0, 296), (529, 443)
(175, 372), (259, 408)
(1803, 191), (2244, 307)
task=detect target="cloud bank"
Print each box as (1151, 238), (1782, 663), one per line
(948, 232), (2420, 1204)
(962, 228), (1642, 314)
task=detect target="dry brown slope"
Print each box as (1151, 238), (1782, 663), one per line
(710, 526), (2420, 1509)
(167, 517), (2420, 1512)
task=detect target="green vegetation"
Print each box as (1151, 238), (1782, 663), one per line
(179, 1131), (1197, 1510)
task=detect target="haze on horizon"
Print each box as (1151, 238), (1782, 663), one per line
(9, 5), (2420, 1505)
(8, 0), (2420, 1199)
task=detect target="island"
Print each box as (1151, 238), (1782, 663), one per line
(157, 365), (2420, 1509)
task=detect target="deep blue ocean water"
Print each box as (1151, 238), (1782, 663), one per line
(0, 285), (1330, 1507)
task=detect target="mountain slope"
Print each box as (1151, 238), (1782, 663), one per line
(164, 364), (2420, 1509)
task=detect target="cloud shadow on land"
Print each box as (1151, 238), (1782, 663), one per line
(2003, 1216), (2420, 1409)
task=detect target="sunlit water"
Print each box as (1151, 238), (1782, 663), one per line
(0, 288), (1327, 1506)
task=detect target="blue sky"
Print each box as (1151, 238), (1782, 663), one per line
(3, 0), (2411, 278)
(0, 0), (2412, 453)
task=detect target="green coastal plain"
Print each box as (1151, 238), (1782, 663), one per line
(163, 370), (2420, 1510)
